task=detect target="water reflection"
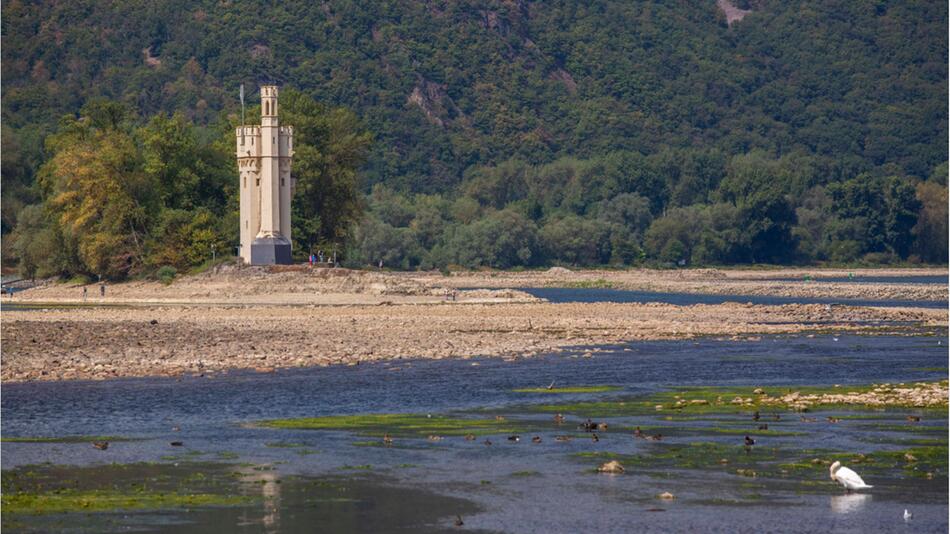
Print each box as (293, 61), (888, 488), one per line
(236, 465), (282, 532)
(830, 493), (871, 514)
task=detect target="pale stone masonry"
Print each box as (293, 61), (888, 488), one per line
(236, 85), (295, 264)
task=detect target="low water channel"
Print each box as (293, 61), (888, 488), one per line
(3, 328), (948, 533)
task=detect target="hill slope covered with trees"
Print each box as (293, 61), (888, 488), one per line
(3, 0), (947, 276)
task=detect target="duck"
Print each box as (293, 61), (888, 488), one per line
(903, 509), (912, 521)
(383, 433), (393, 446)
(800, 416), (817, 423)
(170, 441), (183, 447)
(757, 424), (769, 431)
(906, 415), (921, 422)
(455, 515), (464, 527)
(555, 435), (572, 442)
(633, 426), (643, 438)
(464, 434), (476, 441)
(829, 461), (872, 492)
(553, 413), (565, 424)
(483, 439), (493, 446)
(596, 422), (608, 431)
(591, 433), (600, 443)
(92, 441), (109, 450)
(507, 435), (520, 442)
(744, 436), (755, 447)
(547, 380), (556, 390)
(752, 411), (760, 422)
(495, 415), (506, 422)
(827, 416), (840, 423)
(531, 436), (542, 444)
(427, 435), (443, 442)
(647, 434), (663, 441)
(772, 413), (781, 421)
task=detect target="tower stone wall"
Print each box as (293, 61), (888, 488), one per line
(236, 86), (294, 264)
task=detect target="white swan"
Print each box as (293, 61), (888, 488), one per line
(829, 461), (873, 491)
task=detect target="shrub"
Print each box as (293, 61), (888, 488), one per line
(156, 266), (177, 285)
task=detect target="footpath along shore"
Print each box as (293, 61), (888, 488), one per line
(1, 266), (946, 382)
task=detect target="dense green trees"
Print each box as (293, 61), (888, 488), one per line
(8, 92), (368, 279)
(2, 1), (947, 273)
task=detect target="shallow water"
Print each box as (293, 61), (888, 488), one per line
(3, 334), (948, 533)
(521, 287), (948, 309)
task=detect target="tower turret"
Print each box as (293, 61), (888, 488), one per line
(237, 84), (294, 265)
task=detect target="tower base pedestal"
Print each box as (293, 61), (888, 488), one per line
(250, 236), (292, 265)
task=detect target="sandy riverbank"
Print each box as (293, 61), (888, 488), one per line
(2, 266), (946, 383)
(2, 299), (944, 382)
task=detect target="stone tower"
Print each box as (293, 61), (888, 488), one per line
(236, 85), (295, 264)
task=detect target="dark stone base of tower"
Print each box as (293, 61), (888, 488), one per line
(250, 236), (292, 265)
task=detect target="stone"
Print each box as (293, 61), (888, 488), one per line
(597, 460), (624, 474)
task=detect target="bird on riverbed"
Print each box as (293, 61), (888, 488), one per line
(829, 461), (872, 492)
(507, 435), (520, 442)
(555, 435), (572, 442)
(553, 413), (565, 424)
(906, 415), (921, 422)
(800, 416), (817, 423)
(92, 441), (109, 450)
(383, 433), (393, 446)
(752, 411), (760, 422)
(455, 515), (464, 527)
(464, 434), (476, 441)
(547, 380), (556, 390)
(903, 509), (912, 521)
(633, 426), (643, 438)
(744, 436), (755, 447)
(531, 436), (542, 444)
(592, 433), (599, 443)
(758, 424), (769, 430)
(483, 438), (493, 446)
(827, 416), (840, 423)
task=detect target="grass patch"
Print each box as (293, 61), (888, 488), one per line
(513, 385), (621, 394)
(510, 470), (540, 477)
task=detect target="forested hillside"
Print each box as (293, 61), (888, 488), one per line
(3, 0), (947, 276)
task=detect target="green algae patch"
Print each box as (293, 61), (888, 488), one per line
(1, 435), (135, 443)
(2, 489), (249, 515)
(257, 413), (536, 438)
(513, 385), (621, 394)
(510, 470), (540, 477)
(528, 381), (948, 417)
(1, 462), (255, 519)
(264, 441), (307, 448)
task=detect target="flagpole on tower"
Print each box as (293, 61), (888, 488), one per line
(240, 83), (245, 126)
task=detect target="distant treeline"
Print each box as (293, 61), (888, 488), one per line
(351, 153), (947, 269)
(2, 1), (948, 276)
